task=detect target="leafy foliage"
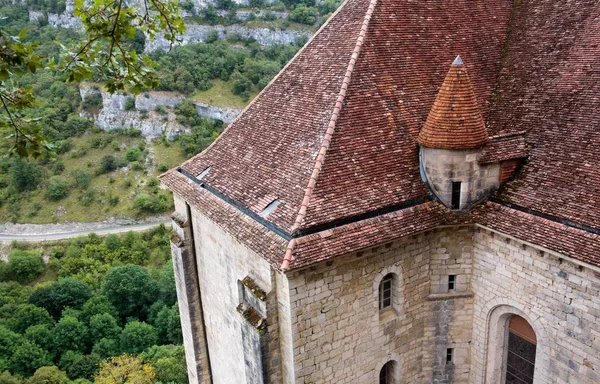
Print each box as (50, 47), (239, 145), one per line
(94, 355), (155, 384)
(29, 278), (92, 319)
(102, 265), (159, 320)
(4, 250), (44, 284)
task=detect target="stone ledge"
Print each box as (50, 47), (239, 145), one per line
(427, 291), (474, 301)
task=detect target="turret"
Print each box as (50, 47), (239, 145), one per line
(418, 56), (498, 210)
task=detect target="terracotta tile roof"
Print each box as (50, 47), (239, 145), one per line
(486, 0), (600, 231)
(417, 57), (489, 149)
(291, 201), (450, 269)
(162, 0), (600, 271)
(178, 0), (372, 233)
(474, 202), (600, 268)
(478, 132), (527, 164)
(296, 0), (512, 230)
(162, 171), (288, 266)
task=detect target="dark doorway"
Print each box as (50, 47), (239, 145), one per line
(505, 316), (536, 384)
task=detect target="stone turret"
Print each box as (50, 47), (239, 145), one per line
(418, 56), (500, 210)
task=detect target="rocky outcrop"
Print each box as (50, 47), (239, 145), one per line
(194, 102), (240, 124)
(215, 9), (289, 20)
(79, 84), (242, 139)
(27, 0), (310, 51)
(144, 24), (309, 52)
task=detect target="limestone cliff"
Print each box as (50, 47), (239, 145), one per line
(79, 84), (242, 139)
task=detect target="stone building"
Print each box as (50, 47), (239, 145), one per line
(160, 0), (600, 382)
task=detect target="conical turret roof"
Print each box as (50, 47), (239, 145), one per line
(418, 56), (489, 149)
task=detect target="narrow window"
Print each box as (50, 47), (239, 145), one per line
(379, 361), (395, 384)
(379, 274), (393, 310)
(446, 348), (454, 364)
(448, 275), (456, 291)
(451, 181), (462, 209)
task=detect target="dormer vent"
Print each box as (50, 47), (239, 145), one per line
(259, 200), (280, 218)
(197, 167), (210, 180)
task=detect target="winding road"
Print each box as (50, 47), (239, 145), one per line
(0, 219), (172, 242)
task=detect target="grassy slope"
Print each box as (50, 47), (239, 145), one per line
(191, 79), (256, 109)
(0, 130), (191, 224)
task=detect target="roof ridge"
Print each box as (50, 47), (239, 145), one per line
(282, 0), (379, 271)
(177, 1), (353, 170)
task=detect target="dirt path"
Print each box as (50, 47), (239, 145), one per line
(0, 217), (171, 242)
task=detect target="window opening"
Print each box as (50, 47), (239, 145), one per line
(505, 316), (536, 384)
(379, 275), (393, 310)
(446, 348), (454, 364)
(451, 181), (461, 209)
(448, 275), (456, 291)
(379, 361), (394, 384)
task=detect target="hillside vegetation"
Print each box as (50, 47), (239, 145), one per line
(0, 3), (312, 223)
(0, 225), (187, 383)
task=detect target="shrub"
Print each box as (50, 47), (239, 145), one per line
(79, 188), (96, 207)
(125, 148), (141, 162)
(290, 5), (319, 25)
(81, 91), (102, 111)
(119, 321), (157, 354)
(52, 160), (65, 175)
(10, 158), (42, 192)
(5, 250), (45, 284)
(9, 340), (52, 377)
(98, 155), (118, 174)
(133, 193), (168, 213)
(46, 177), (70, 201)
(29, 278), (92, 319)
(26, 366), (68, 384)
(147, 177), (159, 187)
(102, 265), (159, 320)
(206, 30), (219, 43)
(124, 97), (136, 111)
(154, 105), (167, 115)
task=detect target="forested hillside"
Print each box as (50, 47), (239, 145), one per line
(0, 226), (186, 383)
(0, 2), (316, 223)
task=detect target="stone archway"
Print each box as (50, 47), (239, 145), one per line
(483, 303), (548, 383)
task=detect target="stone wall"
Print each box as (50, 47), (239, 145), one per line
(285, 229), (476, 383)
(284, 225), (600, 383)
(170, 194), (212, 383)
(470, 226), (600, 384)
(421, 147), (500, 210)
(190, 206), (276, 384)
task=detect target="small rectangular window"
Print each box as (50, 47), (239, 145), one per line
(446, 348), (453, 364)
(451, 181), (461, 209)
(448, 275), (456, 291)
(379, 277), (393, 310)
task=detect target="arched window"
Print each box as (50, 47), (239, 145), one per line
(379, 360), (396, 384)
(379, 274), (394, 310)
(505, 315), (536, 384)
